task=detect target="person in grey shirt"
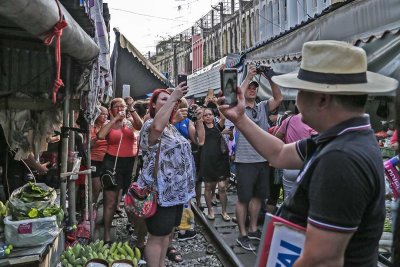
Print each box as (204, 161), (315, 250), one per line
(234, 65), (282, 251)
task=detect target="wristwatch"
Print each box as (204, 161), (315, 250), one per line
(129, 109), (136, 113)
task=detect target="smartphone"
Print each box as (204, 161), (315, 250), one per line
(207, 89), (214, 99)
(220, 68), (238, 106)
(177, 74), (187, 86)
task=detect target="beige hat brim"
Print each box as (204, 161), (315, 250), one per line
(272, 71), (399, 94)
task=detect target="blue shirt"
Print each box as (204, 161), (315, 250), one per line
(174, 118), (190, 139)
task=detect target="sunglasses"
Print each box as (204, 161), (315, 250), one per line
(246, 107), (257, 119)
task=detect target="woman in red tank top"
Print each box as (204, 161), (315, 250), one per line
(90, 106), (109, 204)
(97, 98), (143, 244)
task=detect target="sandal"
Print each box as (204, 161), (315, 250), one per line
(114, 208), (125, 218)
(207, 214), (215, 220)
(166, 246), (183, 263)
(222, 214), (231, 222)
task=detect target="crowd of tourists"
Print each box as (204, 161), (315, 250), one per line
(3, 40), (398, 267)
(82, 40), (400, 267)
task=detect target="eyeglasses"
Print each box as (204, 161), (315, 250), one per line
(246, 107), (257, 118)
(204, 113), (213, 117)
(112, 105), (126, 109)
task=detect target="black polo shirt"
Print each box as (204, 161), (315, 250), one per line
(280, 115), (385, 267)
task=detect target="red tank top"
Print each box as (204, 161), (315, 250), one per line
(106, 126), (137, 157)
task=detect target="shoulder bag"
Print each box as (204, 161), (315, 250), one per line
(100, 129), (123, 189)
(124, 139), (161, 219)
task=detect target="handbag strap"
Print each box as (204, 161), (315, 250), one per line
(112, 128), (123, 174)
(283, 115), (294, 143)
(152, 138), (162, 184)
(131, 135), (141, 181)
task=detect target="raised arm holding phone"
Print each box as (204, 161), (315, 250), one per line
(219, 41), (398, 266)
(220, 64), (283, 251)
(136, 82), (197, 267)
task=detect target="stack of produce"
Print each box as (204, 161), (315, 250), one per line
(61, 240), (141, 267)
(0, 201), (7, 227)
(384, 217), (392, 232)
(8, 182), (63, 225)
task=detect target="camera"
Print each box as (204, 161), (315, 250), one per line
(187, 105), (197, 122)
(256, 65), (276, 79)
(256, 65), (269, 74)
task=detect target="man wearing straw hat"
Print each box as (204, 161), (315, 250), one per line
(219, 40), (398, 266)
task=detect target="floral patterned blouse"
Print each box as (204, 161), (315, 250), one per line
(137, 120), (195, 207)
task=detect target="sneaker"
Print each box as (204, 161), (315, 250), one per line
(177, 230), (197, 241)
(236, 236), (256, 251)
(248, 229), (262, 241)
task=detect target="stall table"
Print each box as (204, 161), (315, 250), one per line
(0, 229), (63, 267)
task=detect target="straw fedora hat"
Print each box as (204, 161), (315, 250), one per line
(272, 40), (398, 94)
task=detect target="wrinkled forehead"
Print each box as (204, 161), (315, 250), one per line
(112, 99), (125, 106)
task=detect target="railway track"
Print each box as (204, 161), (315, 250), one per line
(191, 183), (260, 267)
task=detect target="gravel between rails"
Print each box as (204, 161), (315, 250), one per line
(114, 210), (224, 267)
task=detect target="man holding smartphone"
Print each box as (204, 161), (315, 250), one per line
(234, 65), (283, 251)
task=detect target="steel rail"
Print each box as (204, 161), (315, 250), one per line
(191, 201), (245, 267)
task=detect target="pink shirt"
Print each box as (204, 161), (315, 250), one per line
(106, 125), (137, 158)
(90, 127), (108, 161)
(392, 130), (398, 144)
(278, 114), (317, 144)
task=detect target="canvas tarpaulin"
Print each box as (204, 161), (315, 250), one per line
(111, 29), (169, 99)
(0, 0), (99, 62)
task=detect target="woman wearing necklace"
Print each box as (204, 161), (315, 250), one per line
(136, 84), (195, 267)
(200, 107), (231, 221)
(97, 98), (142, 244)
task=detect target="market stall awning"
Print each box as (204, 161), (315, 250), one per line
(243, 0), (400, 100)
(111, 29), (170, 99)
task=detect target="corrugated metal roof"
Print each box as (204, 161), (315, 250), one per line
(60, 0), (95, 37)
(240, 0), (400, 101)
(0, 44), (55, 97)
(243, 0), (356, 56)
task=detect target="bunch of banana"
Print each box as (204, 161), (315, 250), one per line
(0, 201), (7, 217)
(383, 217), (392, 232)
(61, 240), (141, 267)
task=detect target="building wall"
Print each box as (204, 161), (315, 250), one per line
(151, 0), (336, 80)
(192, 34), (203, 72)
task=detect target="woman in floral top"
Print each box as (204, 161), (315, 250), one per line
(137, 84), (195, 267)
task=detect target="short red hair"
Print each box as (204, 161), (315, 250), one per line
(149, 89), (175, 123)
